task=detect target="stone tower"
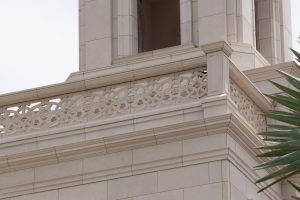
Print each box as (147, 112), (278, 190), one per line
(69, 0), (292, 78)
(0, 0), (297, 200)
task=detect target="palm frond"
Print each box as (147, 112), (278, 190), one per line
(288, 181), (300, 200)
(255, 49), (300, 193)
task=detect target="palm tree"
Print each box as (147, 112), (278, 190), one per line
(255, 48), (300, 199)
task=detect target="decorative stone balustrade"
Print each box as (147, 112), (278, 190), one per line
(0, 68), (207, 137)
(229, 80), (267, 133)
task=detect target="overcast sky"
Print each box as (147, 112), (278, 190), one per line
(0, 0), (300, 94)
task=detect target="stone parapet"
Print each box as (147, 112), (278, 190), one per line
(0, 68), (207, 137)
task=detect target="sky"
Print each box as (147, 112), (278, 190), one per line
(0, 0), (300, 94)
(0, 0), (78, 94)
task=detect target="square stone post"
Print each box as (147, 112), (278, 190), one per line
(197, 0), (227, 46)
(79, 0), (86, 71)
(180, 0), (193, 45)
(256, 0), (282, 64)
(280, 0), (293, 62)
(201, 41), (233, 118)
(236, 0), (256, 46)
(79, 0), (112, 71)
(115, 0), (138, 58)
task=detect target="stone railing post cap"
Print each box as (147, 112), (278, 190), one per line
(201, 41), (233, 57)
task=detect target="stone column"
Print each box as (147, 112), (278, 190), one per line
(280, 0), (293, 62)
(116, 0), (138, 58)
(79, 0), (86, 71)
(180, 0), (193, 45)
(197, 0), (227, 46)
(236, 0), (256, 46)
(191, 0), (199, 45)
(226, 0), (237, 43)
(255, 0), (282, 64)
(79, 0), (112, 71)
(201, 42), (233, 118)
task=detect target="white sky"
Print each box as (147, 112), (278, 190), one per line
(0, 0), (300, 94)
(0, 0), (78, 94)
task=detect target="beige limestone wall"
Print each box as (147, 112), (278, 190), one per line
(255, 0), (292, 64)
(237, 0), (256, 46)
(0, 133), (279, 200)
(79, 0), (112, 71)
(4, 164), (271, 200)
(78, 0), (293, 73)
(197, 0), (227, 46)
(255, 0), (282, 64)
(280, 0), (293, 62)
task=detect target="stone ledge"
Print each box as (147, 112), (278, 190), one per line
(0, 68), (207, 137)
(0, 147), (281, 200)
(0, 113), (267, 174)
(0, 108), (279, 199)
(201, 41), (233, 57)
(229, 61), (273, 111)
(244, 61), (298, 83)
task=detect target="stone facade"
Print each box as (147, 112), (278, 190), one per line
(0, 0), (297, 200)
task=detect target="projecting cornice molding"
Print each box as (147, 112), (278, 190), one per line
(201, 41), (233, 57)
(0, 113), (266, 174)
(244, 61), (299, 83)
(0, 113), (280, 200)
(229, 61), (273, 111)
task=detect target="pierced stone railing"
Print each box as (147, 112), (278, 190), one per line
(229, 80), (267, 133)
(0, 68), (207, 137)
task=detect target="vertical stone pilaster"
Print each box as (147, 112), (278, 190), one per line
(226, 0), (237, 43)
(202, 42), (232, 96)
(117, 0), (138, 58)
(112, 0), (119, 59)
(191, 0), (199, 45)
(255, 0), (282, 64)
(180, 0), (193, 45)
(201, 41), (233, 118)
(79, 0), (86, 71)
(280, 0), (293, 62)
(197, 0), (227, 46)
(79, 0), (113, 71)
(236, 0), (256, 46)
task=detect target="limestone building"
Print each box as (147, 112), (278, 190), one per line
(0, 0), (298, 199)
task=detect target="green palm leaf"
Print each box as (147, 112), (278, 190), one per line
(264, 110), (300, 126)
(270, 81), (300, 99)
(291, 48), (300, 63)
(257, 170), (300, 193)
(255, 48), (300, 194)
(265, 95), (300, 113)
(288, 181), (300, 200)
(277, 69), (300, 91)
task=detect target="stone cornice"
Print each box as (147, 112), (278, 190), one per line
(201, 41), (233, 57)
(0, 146), (281, 200)
(229, 42), (270, 67)
(0, 107), (279, 199)
(0, 150), (282, 200)
(229, 62), (273, 111)
(0, 113), (266, 174)
(244, 61), (298, 83)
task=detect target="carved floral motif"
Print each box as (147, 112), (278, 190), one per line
(229, 80), (266, 133)
(0, 68), (207, 136)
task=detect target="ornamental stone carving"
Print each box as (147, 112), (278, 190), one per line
(0, 68), (207, 136)
(229, 80), (267, 133)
